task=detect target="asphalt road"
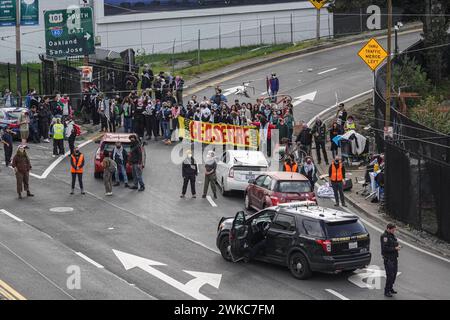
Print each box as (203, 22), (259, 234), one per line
(1, 30), (450, 300)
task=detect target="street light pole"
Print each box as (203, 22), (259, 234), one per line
(385, 0), (393, 134)
(15, 0), (22, 106)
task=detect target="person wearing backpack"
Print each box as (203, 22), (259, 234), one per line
(102, 150), (116, 196)
(65, 117), (78, 155)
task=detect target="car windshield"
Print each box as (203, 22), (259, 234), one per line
(325, 220), (367, 238)
(103, 143), (131, 154)
(277, 181), (312, 193)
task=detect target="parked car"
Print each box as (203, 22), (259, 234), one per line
(0, 107), (27, 138)
(94, 133), (146, 179)
(245, 172), (316, 211)
(216, 201), (371, 279)
(215, 150), (269, 196)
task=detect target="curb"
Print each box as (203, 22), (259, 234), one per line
(185, 22), (422, 93)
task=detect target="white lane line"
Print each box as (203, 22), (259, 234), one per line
(307, 90), (373, 127)
(0, 209), (23, 222)
(40, 139), (93, 179)
(164, 226), (221, 255)
(0, 240), (76, 300)
(325, 289), (350, 300)
(206, 196), (218, 207)
(318, 68), (337, 75)
(75, 252), (105, 269)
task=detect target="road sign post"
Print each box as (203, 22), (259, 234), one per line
(44, 7), (95, 59)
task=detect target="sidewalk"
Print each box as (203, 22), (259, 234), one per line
(311, 101), (450, 260)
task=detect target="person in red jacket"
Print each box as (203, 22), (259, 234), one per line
(251, 116), (276, 157)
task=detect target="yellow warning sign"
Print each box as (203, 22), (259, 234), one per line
(309, 0), (327, 10)
(358, 38), (389, 71)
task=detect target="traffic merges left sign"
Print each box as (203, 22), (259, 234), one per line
(358, 38), (389, 71)
(44, 7), (94, 58)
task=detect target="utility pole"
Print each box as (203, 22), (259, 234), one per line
(15, 0), (22, 106)
(316, 8), (321, 42)
(385, 0), (392, 133)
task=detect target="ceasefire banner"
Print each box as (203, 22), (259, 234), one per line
(178, 117), (259, 149)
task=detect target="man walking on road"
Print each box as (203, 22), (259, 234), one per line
(70, 147), (85, 195)
(181, 150), (198, 198)
(52, 118), (65, 157)
(381, 223), (400, 297)
(1, 127), (13, 166)
(328, 155), (346, 207)
(12, 145), (34, 200)
(112, 142), (129, 188)
(311, 118), (329, 165)
(128, 135), (145, 191)
(202, 150), (217, 199)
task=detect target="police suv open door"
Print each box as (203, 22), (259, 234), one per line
(229, 211), (248, 262)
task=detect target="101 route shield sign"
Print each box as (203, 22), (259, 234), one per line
(44, 7), (94, 58)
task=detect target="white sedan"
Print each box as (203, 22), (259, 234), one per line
(216, 150), (270, 196)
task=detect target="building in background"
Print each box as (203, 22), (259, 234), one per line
(0, 0), (333, 63)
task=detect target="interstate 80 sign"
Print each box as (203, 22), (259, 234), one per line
(44, 7), (94, 58)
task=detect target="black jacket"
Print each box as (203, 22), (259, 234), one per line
(295, 128), (312, 145)
(381, 231), (399, 260)
(311, 121), (327, 142)
(182, 157), (198, 177)
(128, 141), (142, 164)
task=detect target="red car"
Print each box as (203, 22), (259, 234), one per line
(244, 172), (316, 211)
(94, 133), (146, 179)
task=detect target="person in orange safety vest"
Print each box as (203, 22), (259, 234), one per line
(283, 154), (298, 173)
(70, 147), (85, 195)
(328, 155), (346, 207)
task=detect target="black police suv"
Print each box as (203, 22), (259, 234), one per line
(216, 202), (371, 279)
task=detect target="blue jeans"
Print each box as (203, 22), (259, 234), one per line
(162, 120), (170, 140)
(132, 164), (144, 188)
(115, 163), (128, 184)
(124, 117), (132, 133)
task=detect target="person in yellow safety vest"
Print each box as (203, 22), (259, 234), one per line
(344, 115), (356, 132)
(70, 147), (85, 195)
(52, 118), (65, 157)
(328, 155), (347, 207)
(283, 154), (298, 173)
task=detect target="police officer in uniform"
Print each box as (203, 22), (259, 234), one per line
(381, 223), (400, 297)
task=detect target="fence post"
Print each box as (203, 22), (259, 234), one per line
(7, 62), (11, 90)
(38, 69), (42, 95)
(219, 24), (222, 60)
(360, 7), (363, 33)
(239, 23), (242, 55)
(197, 29), (201, 66)
(273, 17), (276, 45)
(26, 66), (30, 93)
(259, 20), (263, 45)
(290, 13), (294, 45)
(172, 39), (176, 75)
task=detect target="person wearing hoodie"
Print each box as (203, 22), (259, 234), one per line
(202, 151), (217, 199)
(300, 156), (318, 190)
(311, 118), (329, 165)
(181, 150), (198, 198)
(12, 145), (34, 199)
(112, 142), (129, 188)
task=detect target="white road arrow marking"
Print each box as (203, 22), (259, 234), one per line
(348, 266), (401, 290)
(223, 83), (249, 97)
(292, 91), (317, 107)
(84, 32), (91, 41)
(113, 250), (221, 300)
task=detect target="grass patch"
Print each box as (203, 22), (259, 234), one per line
(0, 62), (41, 95)
(136, 40), (324, 80)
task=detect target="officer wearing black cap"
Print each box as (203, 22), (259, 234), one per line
(381, 223), (400, 297)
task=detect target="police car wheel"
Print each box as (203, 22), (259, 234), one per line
(219, 236), (232, 262)
(289, 252), (312, 280)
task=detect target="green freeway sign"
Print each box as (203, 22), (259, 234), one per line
(0, 0), (39, 27)
(44, 7), (95, 58)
